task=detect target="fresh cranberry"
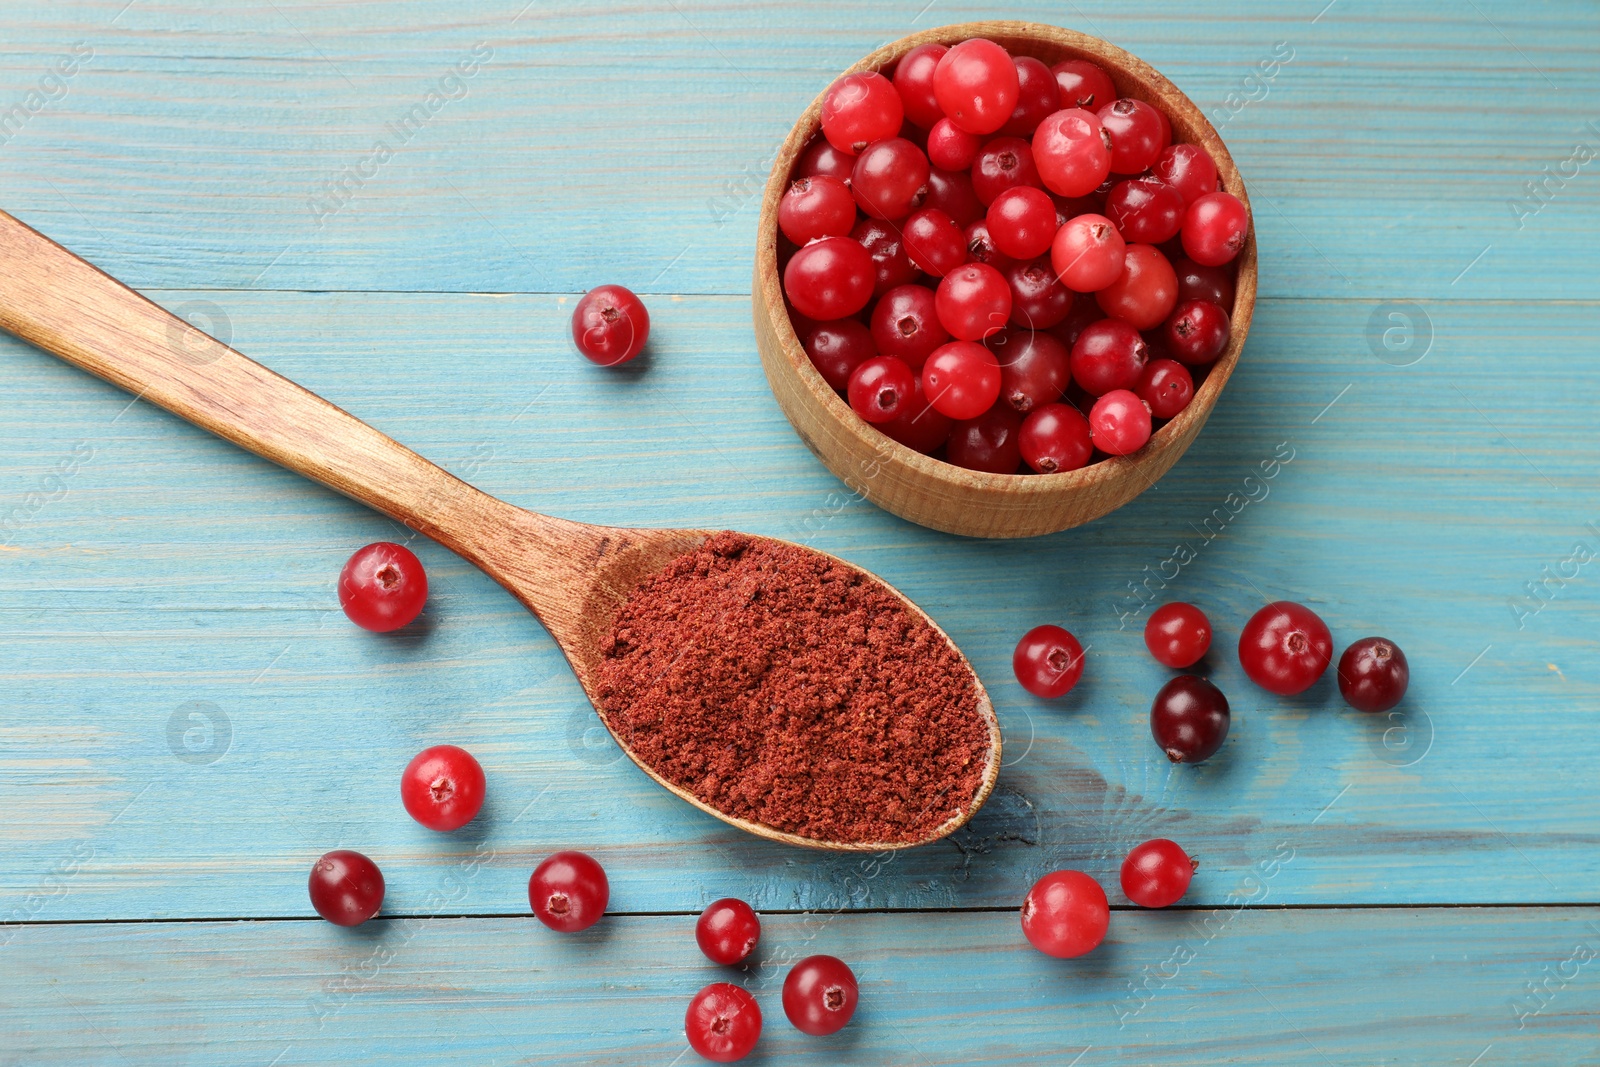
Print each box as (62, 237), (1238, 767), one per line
(986, 186), (1058, 260)
(935, 262), (1012, 340)
(1052, 213), (1126, 293)
(901, 208), (967, 276)
(1051, 59), (1116, 110)
(802, 319), (875, 391)
(1150, 675), (1230, 763)
(339, 542), (427, 632)
(686, 982), (761, 1062)
(1182, 191), (1250, 266)
(947, 402), (1023, 473)
(1012, 623), (1085, 697)
(1337, 637), (1410, 713)
(964, 218), (1017, 273)
(1049, 298), (1104, 350)
(1021, 870), (1108, 958)
(1144, 602), (1212, 668)
(1173, 256), (1236, 308)
(571, 284), (651, 366)
(1032, 108), (1111, 198)
(1020, 402), (1093, 473)
(993, 326), (1070, 412)
(1004, 259), (1074, 329)
(1105, 177), (1185, 244)
(820, 71), (903, 154)
(970, 135), (1042, 205)
(851, 138), (929, 220)
(870, 284), (946, 369)
(309, 850), (384, 926)
(1153, 143), (1219, 206)
(851, 217), (920, 297)
(784, 236), (876, 320)
(922, 340), (1001, 419)
(528, 850), (609, 933)
(778, 176), (857, 245)
(1070, 318), (1148, 396)
(1001, 56), (1060, 136)
(921, 165), (984, 226)
(1163, 300), (1230, 365)
(893, 43), (949, 128)
(927, 117), (983, 170)
(1089, 389), (1152, 454)
(697, 898), (761, 966)
(848, 355), (917, 423)
(400, 745), (485, 832)
(1095, 244), (1178, 330)
(783, 955), (859, 1036)
(1121, 839), (1196, 908)
(1097, 98), (1170, 174)
(934, 38), (1019, 134)
(1238, 602), (1334, 696)
(1136, 358), (1195, 420)
(876, 374), (954, 453)
(795, 137), (855, 184)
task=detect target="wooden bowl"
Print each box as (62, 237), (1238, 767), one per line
(753, 21), (1257, 539)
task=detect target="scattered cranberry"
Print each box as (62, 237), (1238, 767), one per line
(970, 135), (1042, 205)
(892, 43), (949, 128)
(1137, 358), (1195, 420)
(1033, 108), (1111, 198)
(528, 850), (609, 933)
(1150, 675), (1230, 763)
(1051, 59), (1116, 111)
(923, 340), (1001, 419)
(1002, 56), (1060, 136)
(400, 745), (486, 832)
(783, 955), (859, 1036)
(796, 137), (855, 184)
(1173, 256), (1236, 309)
(697, 898), (761, 966)
(1239, 601), (1334, 696)
(1098, 98), (1170, 174)
(821, 71), (903, 154)
(851, 217), (919, 297)
(1182, 191), (1250, 266)
(851, 137), (929, 220)
(1020, 402), (1093, 473)
(1052, 213), (1126, 293)
(947, 403), (1023, 473)
(877, 375), (954, 453)
(1071, 318), (1149, 396)
(1013, 624), (1085, 698)
(994, 326), (1070, 412)
(928, 117), (983, 170)
(870, 284), (947, 369)
(686, 982), (761, 1063)
(1105, 176), (1185, 245)
(309, 849), (384, 926)
(1089, 389), (1152, 455)
(1004, 258), (1075, 329)
(964, 218), (1017, 273)
(901, 208), (967, 276)
(339, 542), (427, 632)
(802, 319), (875, 391)
(1021, 870), (1109, 958)
(935, 262), (1012, 341)
(986, 186), (1058, 260)
(1121, 839), (1196, 908)
(1164, 299), (1231, 365)
(848, 355), (916, 424)
(1337, 637), (1410, 713)
(778, 176), (857, 245)
(1144, 602), (1212, 668)
(571, 284), (651, 367)
(922, 165), (984, 226)
(934, 38), (1019, 134)
(784, 236), (876, 320)
(1094, 244), (1178, 330)
(1153, 143), (1219, 206)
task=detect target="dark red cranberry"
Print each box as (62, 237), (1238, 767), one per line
(1163, 300), (1230, 365)
(1048, 298), (1104, 350)
(1105, 177), (1186, 245)
(1150, 675), (1230, 763)
(901, 207), (967, 276)
(795, 137), (854, 184)
(1137, 358), (1194, 419)
(851, 137), (930, 220)
(847, 355), (917, 424)
(1173, 256), (1236, 309)
(850, 217), (920, 297)
(1070, 318), (1149, 396)
(970, 135), (1042, 205)
(1337, 637), (1410, 713)
(1004, 257), (1075, 329)
(802, 319), (876, 392)
(1153, 143), (1219, 206)
(963, 218), (1017, 273)
(870, 284), (947, 370)
(921, 165), (984, 226)
(309, 850), (384, 926)
(1019, 402), (1092, 474)
(783, 955), (858, 1036)
(876, 374), (953, 453)
(947, 402), (1023, 473)
(1051, 59), (1116, 111)
(992, 326), (1070, 413)
(1001, 56), (1060, 137)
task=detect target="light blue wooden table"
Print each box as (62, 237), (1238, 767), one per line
(2, 1), (1597, 1063)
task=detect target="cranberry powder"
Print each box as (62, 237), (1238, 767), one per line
(596, 533), (990, 843)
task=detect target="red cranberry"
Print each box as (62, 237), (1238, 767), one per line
(686, 982), (761, 1062)
(339, 542), (427, 632)
(892, 43), (949, 128)
(901, 208), (967, 276)
(1121, 838), (1196, 908)
(876, 374), (954, 453)
(935, 262), (1012, 341)
(1020, 402), (1093, 473)
(1001, 56), (1060, 137)
(1173, 256), (1236, 308)
(927, 117), (983, 170)
(921, 165), (984, 226)
(1163, 299), (1230, 365)
(1098, 98), (1170, 174)
(1095, 244), (1178, 330)
(571, 284), (651, 366)
(870, 284), (946, 369)
(784, 235), (876, 320)
(933, 38), (1019, 134)
(964, 218), (1017, 273)
(795, 137), (854, 184)
(1051, 59), (1116, 110)
(528, 850), (609, 933)
(947, 402), (1023, 473)
(1013, 623), (1085, 697)
(1021, 870), (1108, 958)
(400, 745), (485, 832)
(970, 135), (1042, 205)
(993, 327), (1070, 412)
(1049, 298), (1104, 350)
(778, 176), (857, 245)
(1004, 258), (1075, 329)
(1105, 177), (1185, 245)
(923, 340), (1001, 419)
(1032, 108), (1111, 198)
(1337, 637), (1410, 713)
(848, 355), (916, 424)
(309, 849), (384, 926)
(1137, 358), (1195, 419)
(802, 318), (875, 391)
(1153, 143), (1220, 206)
(821, 71), (903, 154)
(1070, 318), (1149, 396)
(1144, 602), (1212, 668)
(1150, 675), (1230, 763)
(1052, 213), (1126, 293)
(851, 217), (920, 297)
(782, 955), (858, 1036)
(1182, 191), (1250, 266)
(1089, 389), (1152, 455)
(986, 186), (1058, 260)
(697, 898), (761, 966)
(851, 137), (930, 220)
(1238, 602), (1334, 696)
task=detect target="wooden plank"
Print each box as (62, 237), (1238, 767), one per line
(2, 291), (1596, 919)
(0, 1), (1595, 298)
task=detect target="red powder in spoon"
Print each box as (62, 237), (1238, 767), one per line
(596, 532), (991, 845)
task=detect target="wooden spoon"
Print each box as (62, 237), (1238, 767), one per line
(0, 209), (1001, 852)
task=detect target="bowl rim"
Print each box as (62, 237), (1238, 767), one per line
(754, 20), (1258, 498)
